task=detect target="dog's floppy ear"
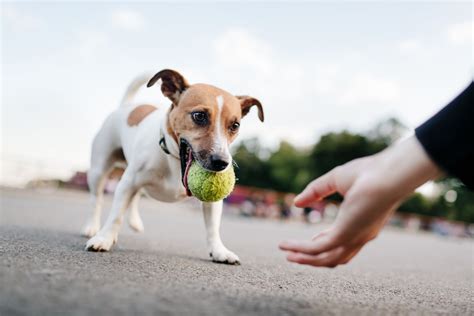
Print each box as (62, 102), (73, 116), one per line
(147, 69), (190, 105)
(236, 96), (264, 122)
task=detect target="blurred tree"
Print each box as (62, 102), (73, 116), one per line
(430, 179), (474, 223)
(398, 193), (433, 216)
(367, 117), (407, 146)
(267, 141), (311, 193)
(309, 131), (387, 179)
(232, 138), (271, 189)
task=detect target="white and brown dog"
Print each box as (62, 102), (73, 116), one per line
(82, 69), (263, 264)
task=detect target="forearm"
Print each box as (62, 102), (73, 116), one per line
(374, 136), (442, 198)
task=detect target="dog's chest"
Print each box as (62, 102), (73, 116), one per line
(141, 167), (187, 203)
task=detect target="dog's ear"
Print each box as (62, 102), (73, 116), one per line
(236, 96), (264, 122)
(147, 69), (190, 105)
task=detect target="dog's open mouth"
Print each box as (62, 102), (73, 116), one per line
(180, 139), (194, 197)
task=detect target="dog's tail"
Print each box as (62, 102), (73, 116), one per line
(120, 73), (153, 107)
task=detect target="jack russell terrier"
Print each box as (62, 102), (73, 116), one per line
(82, 69), (264, 264)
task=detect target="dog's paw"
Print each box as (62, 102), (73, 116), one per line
(81, 221), (100, 238)
(209, 246), (240, 265)
(85, 234), (116, 252)
(128, 211), (144, 233)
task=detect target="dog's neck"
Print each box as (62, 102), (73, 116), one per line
(159, 109), (180, 159)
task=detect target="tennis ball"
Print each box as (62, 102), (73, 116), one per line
(187, 162), (235, 202)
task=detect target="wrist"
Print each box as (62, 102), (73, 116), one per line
(376, 136), (442, 197)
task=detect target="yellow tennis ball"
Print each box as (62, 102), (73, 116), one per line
(187, 162), (236, 202)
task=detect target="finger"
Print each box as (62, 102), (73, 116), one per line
(312, 228), (331, 240)
(294, 170), (337, 207)
(339, 245), (364, 265)
(286, 246), (346, 267)
(279, 234), (337, 255)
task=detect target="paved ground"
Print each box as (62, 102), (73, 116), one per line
(0, 188), (473, 315)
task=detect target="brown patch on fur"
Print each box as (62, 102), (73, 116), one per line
(167, 114), (178, 143)
(107, 148), (126, 180)
(107, 148), (126, 165)
(109, 167), (125, 180)
(127, 104), (157, 126)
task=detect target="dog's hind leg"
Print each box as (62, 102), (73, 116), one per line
(82, 111), (127, 237)
(82, 142), (126, 238)
(128, 190), (144, 232)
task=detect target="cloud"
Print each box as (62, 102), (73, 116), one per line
(398, 39), (422, 55)
(76, 30), (109, 61)
(210, 29), (400, 108)
(209, 29), (324, 146)
(213, 29), (274, 74)
(338, 73), (400, 106)
(2, 6), (43, 31)
(446, 21), (473, 45)
(208, 28), (402, 147)
(111, 8), (145, 31)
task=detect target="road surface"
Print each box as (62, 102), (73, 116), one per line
(1, 188), (472, 315)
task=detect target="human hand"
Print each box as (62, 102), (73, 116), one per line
(279, 136), (441, 268)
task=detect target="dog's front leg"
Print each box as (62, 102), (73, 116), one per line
(202, 201), (240, 265)
(86, 171), (138, 252)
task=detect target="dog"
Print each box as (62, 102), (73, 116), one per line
(81, 69), (264, 264)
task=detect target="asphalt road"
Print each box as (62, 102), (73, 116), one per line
(1, 188), (473, 315)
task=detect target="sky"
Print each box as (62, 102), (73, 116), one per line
(1, 1), (473, 186)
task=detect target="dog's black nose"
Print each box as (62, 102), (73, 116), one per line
(210, 155), (229, 171)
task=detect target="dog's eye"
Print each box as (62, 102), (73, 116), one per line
(191, 111), (208, 126)
(229, 122), (240, 133)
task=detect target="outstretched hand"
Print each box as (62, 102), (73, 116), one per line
(279, 136), (441, 268)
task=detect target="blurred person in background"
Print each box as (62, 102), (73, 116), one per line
(303, 207), (313, 223)
(279, 193), (295, 219)
(280, 82), (473, 268)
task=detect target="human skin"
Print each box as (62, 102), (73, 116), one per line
(279, 136), (442, 268)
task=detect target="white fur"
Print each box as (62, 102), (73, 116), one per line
(82, 76), (239, 264)
(120, 73), (153, 106)
(214, 95), (231, 164)
(216, 95), (224, 108)
(203, 201), (240, 263)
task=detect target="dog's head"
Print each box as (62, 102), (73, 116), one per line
(147, 69), (264, 182)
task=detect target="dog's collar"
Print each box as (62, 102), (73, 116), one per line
(159, 135), (171, 155)
(159, 128), (179, 159)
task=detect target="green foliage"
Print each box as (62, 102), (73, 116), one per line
(399, 183), (474, 223)
(430, 179), (474, 223)
(309, 131), (386, 179)
(367, 117), (407, 146)
(450, 187), (474, 223)
(267, 141), (311, 192)
(399, 193), (433, 216)
(232, 138), (270, 189)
